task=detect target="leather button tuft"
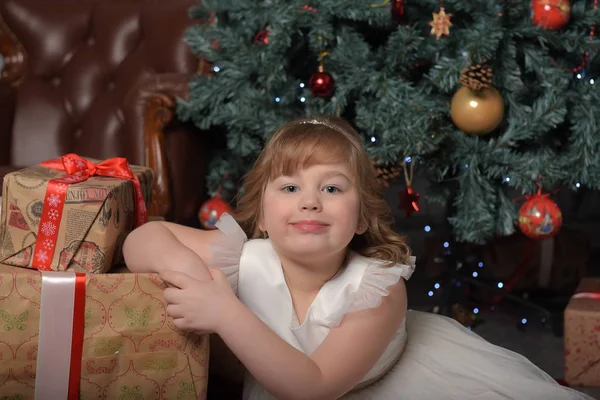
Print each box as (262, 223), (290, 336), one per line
(52, 77), (61, 86)
(87, 37), (95, 46)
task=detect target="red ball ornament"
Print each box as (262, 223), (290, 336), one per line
(198, 193), (232, 230)
(254, 29), (270, 44)
(531, 0), (570, 30)
(309, 65), (334, 98)
(392, 0), (405, 26)
(399, 187), (420, 217)
(517, 190), (562, 239)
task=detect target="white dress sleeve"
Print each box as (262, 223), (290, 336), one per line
(327, 256), (416, 327)
(208, 213), (248, 295)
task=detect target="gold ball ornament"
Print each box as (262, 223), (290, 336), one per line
(451, 63), (505, 135)
(450, 86), (504, 135)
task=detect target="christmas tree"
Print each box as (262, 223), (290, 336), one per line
(177, 0), (600, 243)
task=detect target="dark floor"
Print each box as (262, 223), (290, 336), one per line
(404, 239), (600, 400)
(406, 270), (600, 399)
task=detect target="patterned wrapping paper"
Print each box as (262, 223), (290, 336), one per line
(0, 160), (153, 274)
(0, 263), (209, 399)
(564, 278), (600, 387)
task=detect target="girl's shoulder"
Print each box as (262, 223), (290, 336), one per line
(351, 252), (416, 286)
(321, 253), (416, 327)
(214, 213), (248, 243)
(207, 213), (249, 294)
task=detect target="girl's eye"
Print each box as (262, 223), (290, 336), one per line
(283, 185), (298, 193)
(323, 186), (340, 194)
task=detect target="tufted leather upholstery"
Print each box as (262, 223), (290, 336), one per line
(0, 0), (210, 225)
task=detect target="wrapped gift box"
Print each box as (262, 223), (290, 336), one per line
(564, 278), (600, 387)
(0, 155), (153, 273)
(0, 263), (209, 398)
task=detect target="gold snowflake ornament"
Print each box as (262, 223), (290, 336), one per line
(429, 7), (452, 40)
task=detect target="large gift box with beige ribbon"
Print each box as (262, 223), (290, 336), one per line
(564, 278), (600, 387)
(0, 154), (153, 274)
(0, 263), (209, 399)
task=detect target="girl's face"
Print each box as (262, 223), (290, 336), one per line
(259, 163), (362, 260)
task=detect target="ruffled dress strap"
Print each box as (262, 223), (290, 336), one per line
(209, 213), (248, 295)
(326, 256), (416, 327)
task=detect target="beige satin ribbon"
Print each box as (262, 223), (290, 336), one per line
(35, 272), (78, 399)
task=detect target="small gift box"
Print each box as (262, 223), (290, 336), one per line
(0, 154), (153, 273)
(0, 263), (209, 399)
(564, 278), (600, 387)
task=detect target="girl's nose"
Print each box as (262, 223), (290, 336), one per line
(299, 192), (322, 212)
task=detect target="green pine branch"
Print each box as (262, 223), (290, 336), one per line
(179, 0), (600, 242)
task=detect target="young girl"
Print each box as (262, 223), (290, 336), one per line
(123, 116), (591, 400)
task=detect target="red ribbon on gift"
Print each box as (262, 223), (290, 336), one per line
(31, 153), (148, 270)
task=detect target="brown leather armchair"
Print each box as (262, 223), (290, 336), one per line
(0, 0), (212, 226)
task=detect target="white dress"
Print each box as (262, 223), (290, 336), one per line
(211, 214), (593, 400)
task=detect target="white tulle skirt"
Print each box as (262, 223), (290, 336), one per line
(341, 310), (592, 400)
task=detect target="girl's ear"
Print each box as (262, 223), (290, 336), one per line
(258, 211), (266, 233)
(356, 222), (367, 235)
(258, 221), (269, 238)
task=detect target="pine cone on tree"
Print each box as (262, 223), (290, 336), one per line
(373, 160), (401, 187)
(459, 63), (493, 91)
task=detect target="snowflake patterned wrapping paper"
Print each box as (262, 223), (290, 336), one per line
(564, 278), (600, 387)
(0, 157), (153, 274)
(0, 263), (209, 399)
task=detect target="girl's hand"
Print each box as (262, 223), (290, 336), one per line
(161, 269), (239, 334)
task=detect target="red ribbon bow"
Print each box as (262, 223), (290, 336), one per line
(42, 153), (135, 180)
(32, 154), (148, 270)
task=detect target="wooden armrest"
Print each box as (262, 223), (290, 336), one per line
(125, 73), (193, 219)
(0, 12), (26, 86)
(145, 91), (177, 218)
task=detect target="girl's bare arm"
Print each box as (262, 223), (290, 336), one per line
(123, 221), (223, 281)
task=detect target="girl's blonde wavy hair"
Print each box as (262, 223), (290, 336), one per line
(233, 115), (411, 266)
